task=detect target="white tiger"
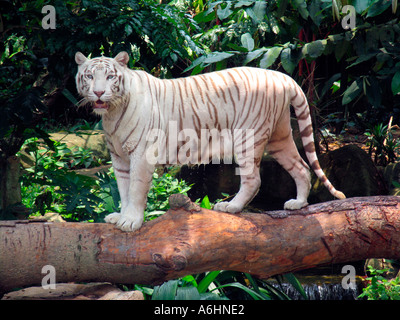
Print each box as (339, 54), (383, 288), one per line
(75, 51), (345, 232)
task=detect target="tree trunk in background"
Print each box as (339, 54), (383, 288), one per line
(1, 195), (400, 294)
(0, 156), (22, 217)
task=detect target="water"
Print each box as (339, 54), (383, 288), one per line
(269, 275), (361, 300)
(276, 282), (359, 300)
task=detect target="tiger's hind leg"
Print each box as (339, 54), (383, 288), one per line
(267, 130), (311, 210)
(213, 160), (261, 213)
(213, 139), (264, 213)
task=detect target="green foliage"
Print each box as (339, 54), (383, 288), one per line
(2, 0), (203, 75)
(19, 136), (193, 222)
(359, 266), (400, 300)
(19, 136), (107, 221)
(145, 172), (193, 219)
(184, 0), (400, 128)
(139, 270), (306, 300)
(95, 169), (121, 214)
(364, 122), (400, 165)
(199, 195), (212, 209)
(151, 275), (225, 300)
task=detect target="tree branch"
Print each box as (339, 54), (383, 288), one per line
(1, 195), (400, 293)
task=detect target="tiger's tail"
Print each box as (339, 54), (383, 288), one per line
(290, 81), (346, 200)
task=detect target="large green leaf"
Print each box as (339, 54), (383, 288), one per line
(217, 2), (233, 20)
(280, 47), (296, 74)
(353, 0), (374, 14)
(194, 9), (215, 23)
(245, 1), (266, 23)
(244, 47), (268, 65)
(212, 282), (270, 300)
(203, 52), (235, 64)
(198, 270), (221, 293)
(391, 71), (400, 95)
(365, 76), (382, 107)
(366, 0), (392, 17)
(175, 287), (201, 300)
(259, 46), (282, 69)
(292, 0), (309, 19)
(302, 40), (326, 59)
(183, 55), (207, 73)
(342, 79), (363, 105)
(241, 33), (254, 52)
(334, 39), (350, 61)
(152, 280), (179, 300)
(309, 0), (331, 26)
(183, 52), (234, 74)
(200, 195), (212, 210)
(283, 273), (308, 300)
(347, 52), (377, 68)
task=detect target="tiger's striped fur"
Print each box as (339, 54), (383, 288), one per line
(75, 51), (345, 232)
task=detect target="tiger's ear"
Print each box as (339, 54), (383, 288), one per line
(114, 51), (129, 66)
(75, 52), (88, 65)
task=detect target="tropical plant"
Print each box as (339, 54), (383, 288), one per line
(365, 122), (400, 165)
(145, 172), (193, 219)
(185, 0), (400, 132)
(19, 134), (194, 222)
(142, 270), (307, 300)
(359, 265), (400, 300)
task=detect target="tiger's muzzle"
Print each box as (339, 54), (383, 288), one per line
(94, 100), (109, 110)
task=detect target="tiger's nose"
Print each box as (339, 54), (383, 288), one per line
(94, 90), (105, 98)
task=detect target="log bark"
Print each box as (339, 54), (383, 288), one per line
(1, 195), (400, 293)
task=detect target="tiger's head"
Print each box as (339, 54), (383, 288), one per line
(75, 51), (129, 115)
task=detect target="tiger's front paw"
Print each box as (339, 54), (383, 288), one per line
(104, 209), (143, 232)
(104, 212), (121, 224)
(116, 215), (143, 232)
(284, 199), (308, 210)
(213, 201), (242, 213)
(113, 204), (144, 232)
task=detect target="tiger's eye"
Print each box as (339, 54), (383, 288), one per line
(86, 74), (93, 80)
(107, 75), (115, 80)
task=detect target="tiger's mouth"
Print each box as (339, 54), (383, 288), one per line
(94, 100), (108, 110)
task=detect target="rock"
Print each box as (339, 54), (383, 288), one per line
(49, 130), (110, 162)
(383, 162), (400, 195)
(310, 144), (388, 203)
(43, 212), (65, 222)
(364, 258), (400, 279)
(19, 130), (110, 169)
(1, 282), (144, 300)
(98, 290), (144, 300)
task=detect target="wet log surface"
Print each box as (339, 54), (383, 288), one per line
(1, 195), (400, 293)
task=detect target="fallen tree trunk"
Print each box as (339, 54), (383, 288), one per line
(1, 195), (400, 293)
